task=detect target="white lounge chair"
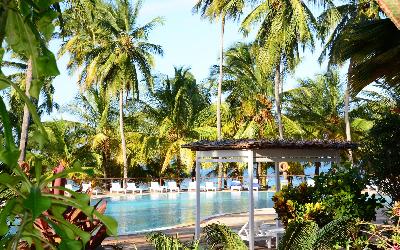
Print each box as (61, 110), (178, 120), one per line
(65, 184), (73, 197)
(167, 181), (179, 192)
(110, 182), (125, 194)
(307, 179), (315, 187)
(205, 181), (217, 191)
(188, 181), (205, 192)
(150, 182), (166, 192)
(245, 179), (260, 191)
(82, 183), (91, 192)
(366, 184), (378, 192)
(230, 180), (242, 191)
(238, 221), (272, 246)
(261, 225), (285, 248)
(281, 179), (289, 189)
(126, 182), (142, 194)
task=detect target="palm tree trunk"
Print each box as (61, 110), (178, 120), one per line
(314, 162), (321, 176)
(275, 63), (283, 139)
(18, 58), (33, 163)
(217, 16), (225, 190)
(345, 62), (353, 164)
(119, 90), (128, 188)
(274, 62), (284, 188)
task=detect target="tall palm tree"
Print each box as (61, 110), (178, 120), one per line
(318, 0), (383, 162)
(2, 58), (58, 162)
(242, 0), (318, 185)
(67, 85), (118, 178)
(284, 71), (345, 140)
(138, 67), (211, 178)
(216, 42), (275, 139)
(194, 0), (246, 189)
(61, 0), (163, 186)
(193, 0), (246, 139)
(241, 0), (319, 140)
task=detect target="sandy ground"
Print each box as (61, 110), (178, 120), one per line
(101, 208), (278, 250)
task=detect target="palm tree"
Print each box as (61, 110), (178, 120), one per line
(141, 67), (211, 178)
(2, 58), (58, 162)
(318, 0), (384, 162)
(61, 0), (163, 186)
(284, 71), (345, 140)
(215, 42), (275, 139)
(241, 0), (319, 140)
(193, 0), (246, 189)
(67, 85), (118, 178)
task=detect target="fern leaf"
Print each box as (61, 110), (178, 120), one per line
(278, 221), (319, 250)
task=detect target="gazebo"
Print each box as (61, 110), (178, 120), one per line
(182, 139), (356, 250)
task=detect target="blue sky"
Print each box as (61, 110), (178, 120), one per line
(46, 0), (329, 121)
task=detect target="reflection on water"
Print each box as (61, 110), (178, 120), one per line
(95, 191), (274, 235)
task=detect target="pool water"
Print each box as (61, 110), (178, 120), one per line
(95, 191), (274, 235)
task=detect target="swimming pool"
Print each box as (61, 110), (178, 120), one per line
(96, 191), (274, 235)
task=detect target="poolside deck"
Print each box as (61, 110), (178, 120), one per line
(101, 208), (278, 249)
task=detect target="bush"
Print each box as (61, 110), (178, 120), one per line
(361, 111), (400, 203)
(273, 166), (384, 227)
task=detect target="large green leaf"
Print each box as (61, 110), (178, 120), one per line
(0, 173), (23, 187)
(23, 187), (51, 219)
(0, 97), (16, 151)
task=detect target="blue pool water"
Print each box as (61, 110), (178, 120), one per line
(96, 191), (274, 235)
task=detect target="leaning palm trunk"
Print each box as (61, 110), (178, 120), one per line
(274, 62), (285, 188)
(217, 16), (225, 190)
(18, 58), (32, 163)
(345, 62), (353, 164)
(119, 90), (128, 188)
(275, 63), (283, 139)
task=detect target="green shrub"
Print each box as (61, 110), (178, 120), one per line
(278, 217), (357, 250)
(273, 166), (384, 227)
(361, 111), (400, 203)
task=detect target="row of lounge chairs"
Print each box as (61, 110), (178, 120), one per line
(68, 177), (296, 196)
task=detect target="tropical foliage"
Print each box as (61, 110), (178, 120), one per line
(1, 0), (400, 248)
(278, 216), (357, 250)
(273, 166), (385, 227)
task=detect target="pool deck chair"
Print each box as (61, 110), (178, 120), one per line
(110, 182), (125, 194)
(150, 182), (166, 192)
(188, 181), (205, 192)
(167, 181), (179, 192)
(281, 179), (289, 189)
(307, 179), (315, 187)
(238, 221), (275, 247)
(82, 183), (91, 193)
(126, 182), (142, 194)
(205, 181), (216, 191)
(245, 179), (260, 191)
(65, 184), (73, 197)
(230, 180), (242, 191)
(262, 225), (285, 248)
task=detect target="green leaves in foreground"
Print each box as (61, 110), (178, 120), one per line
(147, 232), (199, 250)
(203, 223), (247, 250)
(278, 217), (356, 250)
(23, 187), (51, 219)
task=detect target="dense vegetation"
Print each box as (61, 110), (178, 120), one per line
(2, 0), (396, 184)
(0, 0), (399, 248)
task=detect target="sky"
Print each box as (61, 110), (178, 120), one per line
(45, 0), (330, 121)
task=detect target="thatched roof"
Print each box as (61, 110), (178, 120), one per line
(182, 139), (357, 151)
